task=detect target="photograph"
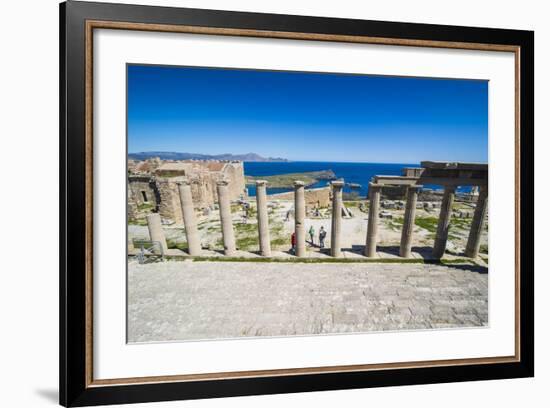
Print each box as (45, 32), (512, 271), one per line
(54, 1), (535, 405)
(126, 64), (489, 343)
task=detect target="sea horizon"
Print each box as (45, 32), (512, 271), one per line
(243, 160), (472, 197)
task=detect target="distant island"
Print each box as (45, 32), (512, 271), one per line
(246, 170), (337, 189)
(128, 151), (288, 162)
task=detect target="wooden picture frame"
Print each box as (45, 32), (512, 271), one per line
(60, 1), (534, 406)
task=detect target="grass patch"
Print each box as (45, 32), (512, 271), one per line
(234, 222), (257, 234)
(166, 239), (188, 251)
(236, 235), (259, 250)
(343, 201), (358, 207)
(188, 256), (476, 265)
(448, 233), (463, 242)
(270, 237), (287, 247)
(385, 217), (404, 231)
(437, 258), (476, 265)
(450, 218), (472, 230)
(415, 216), (439, 233)
(214, 238), (224, 250)
(137, 202), (154, 211)
(416, 215), (473, 235)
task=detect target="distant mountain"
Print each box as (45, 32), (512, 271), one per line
(128, 151), (288, 162)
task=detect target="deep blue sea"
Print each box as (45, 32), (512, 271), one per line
(245, 161), (471, 197)
(245, 162), (407, 197)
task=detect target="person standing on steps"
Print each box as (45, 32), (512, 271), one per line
(308, 225), (315, 246)
(319, 226), (327, 249)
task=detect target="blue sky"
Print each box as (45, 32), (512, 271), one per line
(127, 64), (488, 163)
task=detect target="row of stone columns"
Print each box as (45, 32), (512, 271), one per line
(145, 178), (487, 260)
(364, 183), (422, 258)
(364, 183), (487, 259)
(147, 179), (272, 257)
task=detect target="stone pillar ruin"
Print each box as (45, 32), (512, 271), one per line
(465, 185), (488, 258)
(146, 213), (168, 253)
(399, 185), (421, 258)
(177, 181), (202, 256)
(217, 180), (236, 256)
(432, 185), (457, 259)
(365, 183), (382, 257)
(294, 181), (306, 257)
(255, 180), (271, 256)
(330, 180), (345, 257)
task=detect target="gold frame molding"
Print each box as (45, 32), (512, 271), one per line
(84, 20), (521, 388)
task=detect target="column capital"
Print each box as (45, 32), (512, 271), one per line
(216, 180), (229, 187)
(368, 182), (383, 191)
(294, 180), (305, 187)
(331, 180), (345, 189)
(176, 179), (191, 186)
(255, 180), (268, 186)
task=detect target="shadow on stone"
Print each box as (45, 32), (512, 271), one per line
(350, 244), (366, 254)
(429, 263), (488, 274)
(377, 245), (401, 257)
(410, 246), (436, 259)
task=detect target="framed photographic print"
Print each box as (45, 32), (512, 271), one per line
(59, 1), (534, 406)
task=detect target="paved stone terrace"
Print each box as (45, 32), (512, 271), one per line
(127, 260), (488, 343)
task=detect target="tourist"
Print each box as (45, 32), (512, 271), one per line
(308, 225), (315, 245)
(319, 226), (327, 248)
(291, 232), (296, 253)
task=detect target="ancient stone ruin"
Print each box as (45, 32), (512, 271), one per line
(369, 161), (488, 259)
(132, 161), (488, 260)
(128, 158), (247, 224)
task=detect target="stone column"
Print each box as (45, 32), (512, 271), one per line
(465, 185), (488, 258)
(146, 213), (167, 253)
(217, 180), (236, 256)
(365, 183), (382, 257)
(255, 180), (271, 256)
(400, 185), (422, 258)
(177, 181), (202, 256)
(294, 181), (306, 257)
(432, 185), (457, 259)
(330, 180), (345, 257)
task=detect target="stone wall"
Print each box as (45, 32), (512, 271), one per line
(223, 162), (247, 201)
(128, 161), (247, 224)
(156, 177), (184, 224)
(128, 175), (159, 210)
(270, 187), (331, 209)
